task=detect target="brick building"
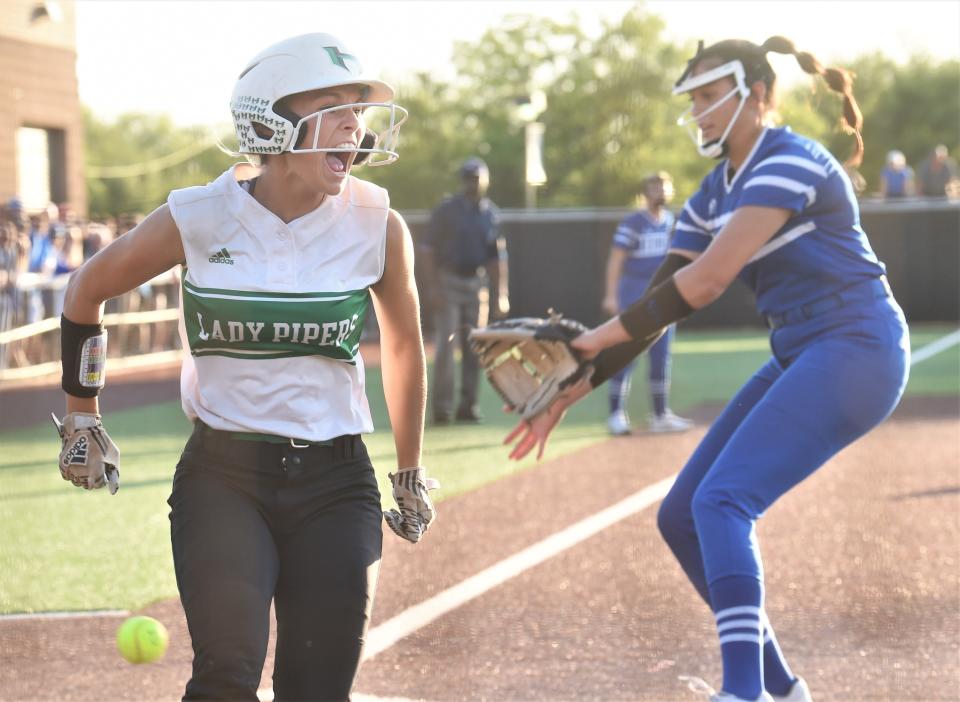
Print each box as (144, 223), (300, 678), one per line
(0, 0), (85, 216)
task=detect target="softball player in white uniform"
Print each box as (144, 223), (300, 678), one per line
(55, 34), (437, 701)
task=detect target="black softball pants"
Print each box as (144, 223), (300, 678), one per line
(168, 422), (383, 702)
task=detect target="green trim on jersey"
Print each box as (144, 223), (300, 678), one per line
(182, 278), (370, 361)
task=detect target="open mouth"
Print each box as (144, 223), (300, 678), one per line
(325, 151), (351, 175)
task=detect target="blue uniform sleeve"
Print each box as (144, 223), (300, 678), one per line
(672, 188), (713, 253)
(612, 219), (641, 251)
(739, 154), (829, 214)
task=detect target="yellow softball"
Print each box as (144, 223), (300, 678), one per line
(116, 615), (169, 664)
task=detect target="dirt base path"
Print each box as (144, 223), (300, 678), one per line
(1, 397), (957, 702)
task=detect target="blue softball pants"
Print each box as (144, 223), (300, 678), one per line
(657, 293), (910, 599)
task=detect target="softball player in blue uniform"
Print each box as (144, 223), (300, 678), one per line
(505, 36), (909, 702)
(603, 172), (692, 435)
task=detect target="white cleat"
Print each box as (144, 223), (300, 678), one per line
(770, 677), (812, 702)
(679, 676), (774, 702)
(607, 410), (632, 436)
(648, 410), (694, 433)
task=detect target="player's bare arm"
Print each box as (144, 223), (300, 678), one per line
(62, 205), (184, 418)
(55, 205), (182, 493)
(578, 206), (790, 354)
(373, 209), (440, 544)
(673, 205), (790, 307)
(371, 208), (427, 470)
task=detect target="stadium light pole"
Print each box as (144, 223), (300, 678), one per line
(513, 91), (547, 209)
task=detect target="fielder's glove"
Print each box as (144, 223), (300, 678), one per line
(51, 412), (120, 494)
(383, 466), (440, 544)
(468, 311), (594, 420)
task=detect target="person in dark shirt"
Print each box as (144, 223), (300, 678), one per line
(422, 158), (507, 424)
(917, 144), (959, 197)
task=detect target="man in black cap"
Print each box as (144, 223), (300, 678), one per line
(421, 158), (508, 424)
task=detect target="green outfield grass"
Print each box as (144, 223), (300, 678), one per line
(0, 325), (956, 614)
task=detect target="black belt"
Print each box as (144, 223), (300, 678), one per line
(192, 420), (362, 460)
(764, 276), (892, 330)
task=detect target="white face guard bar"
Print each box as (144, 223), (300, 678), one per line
(673, 60), (749, 159)
(289, 102), (409, 166)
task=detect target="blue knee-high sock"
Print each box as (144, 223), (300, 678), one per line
(762, 621), (797, 696)
(652, 388), (667, 417)
(709, 575), (764, 700)
(608, 367), (633, 414)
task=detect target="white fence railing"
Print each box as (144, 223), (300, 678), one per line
(0, 271), (182, 383)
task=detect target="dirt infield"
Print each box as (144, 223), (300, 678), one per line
(1, 396), (957, 702)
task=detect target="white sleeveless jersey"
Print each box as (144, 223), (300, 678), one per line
(168, 164), (389, 440)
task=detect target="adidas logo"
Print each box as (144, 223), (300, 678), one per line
(208, 248), (235, 265)
(64, 436), (88, 466)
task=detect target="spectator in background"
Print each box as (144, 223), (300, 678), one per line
(917, 144), (959, 198)
(879, 150), (915, 199)
(26, 212), (55, 274)
(602, 172), (692, 435)
(6, 197), (25, 233)
(0, 210), (28, 333)
(51, 225), (83, 317)
(26, 212), (57, 323)
(82, 223), (110, 261)
(421, 157), (508, 425)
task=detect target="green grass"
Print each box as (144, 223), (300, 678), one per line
(1, 325), (956, 613)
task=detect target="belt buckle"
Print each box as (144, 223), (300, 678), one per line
(289, 438), (310, 449)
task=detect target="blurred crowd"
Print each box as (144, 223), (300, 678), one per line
(878, 144), (960, 200)
(0, 198), (179, 369)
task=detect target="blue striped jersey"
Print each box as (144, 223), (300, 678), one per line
(612, 208), (675, 280)
(672, 127), (886, 316)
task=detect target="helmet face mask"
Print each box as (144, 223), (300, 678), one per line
(229, 33), (406, 166)
(287, 102), (409, 167)
(673, 60), (750, 159)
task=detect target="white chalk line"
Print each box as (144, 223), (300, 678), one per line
(361, 475), (675, 662)
(0, 608), (129, 621)
(258, 693), (416, 702)
(911, 329), (960, 365)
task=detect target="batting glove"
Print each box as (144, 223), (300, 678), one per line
(383, 466), (440, 543)
(51, 412), (120, 495)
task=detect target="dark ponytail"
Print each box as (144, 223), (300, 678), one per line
(760, 36), (864, 167)
(679, 36), (865, 168)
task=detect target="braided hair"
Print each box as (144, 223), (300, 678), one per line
(677, 36), (864, 167)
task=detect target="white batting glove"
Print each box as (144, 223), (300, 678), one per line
(383, 466), (440, 544)
(51, 412), (120, 495)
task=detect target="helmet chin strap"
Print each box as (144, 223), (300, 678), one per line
(678, 84), (749, 159)
(699, 92), (747, 159)
(674, 59), (751, 160)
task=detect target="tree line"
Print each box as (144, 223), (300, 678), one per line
(84, 6), (960, 218)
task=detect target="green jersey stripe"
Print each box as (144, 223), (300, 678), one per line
(182, 279), (371, 362)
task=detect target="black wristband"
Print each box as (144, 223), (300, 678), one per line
(61, 315), (107, 398)
(649, 252), (693, 289)
(619, 276), (695, 340)
(590, 275), (695, 389)
(591, 330), (666, 388)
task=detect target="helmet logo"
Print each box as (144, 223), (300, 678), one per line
(323, 46), (356, 70)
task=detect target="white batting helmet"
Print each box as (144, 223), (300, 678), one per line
(230, 33), (406, 165)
